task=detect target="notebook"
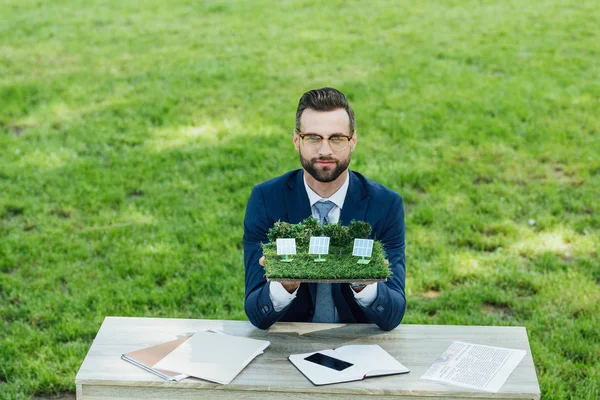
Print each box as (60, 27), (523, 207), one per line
(121, 336), (191, 381)
(289, 344), (409, 385)
(153, 331), (270, 384)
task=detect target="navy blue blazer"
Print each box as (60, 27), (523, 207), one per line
(243, 169), (407, 331)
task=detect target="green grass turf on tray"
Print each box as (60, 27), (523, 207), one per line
(262, 241), (390, 281)
(261, 217), (392, 281)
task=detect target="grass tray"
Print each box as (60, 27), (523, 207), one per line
(262, 242), (391, 282)
(267, 278), (387, 283)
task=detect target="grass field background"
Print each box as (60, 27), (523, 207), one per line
(1, 0), (598, 398)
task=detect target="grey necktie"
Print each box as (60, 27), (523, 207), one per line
(312, 200), (337, 323)
(314, 200), (336, 225)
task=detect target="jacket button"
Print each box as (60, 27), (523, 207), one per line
(262, 305), (270, 314)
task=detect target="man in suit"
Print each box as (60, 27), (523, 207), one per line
(243, 88), (406, 331)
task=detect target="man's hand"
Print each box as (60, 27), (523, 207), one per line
(351, 259), (389, 293)
(259, 256), (300, 294)
(351, 283), (369, 293)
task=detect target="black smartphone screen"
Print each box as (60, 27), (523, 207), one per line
(304, 352), (354, 371)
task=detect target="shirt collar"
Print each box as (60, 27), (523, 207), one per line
(303, 171), (350, 210)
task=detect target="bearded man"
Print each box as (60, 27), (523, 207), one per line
(243, 88), (406, 331)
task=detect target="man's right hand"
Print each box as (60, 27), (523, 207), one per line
(259, 256), (300, 294)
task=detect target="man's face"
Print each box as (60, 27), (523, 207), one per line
(293, 108), (357, 183)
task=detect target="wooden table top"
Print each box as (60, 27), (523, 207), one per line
(76, 317), (540, 399)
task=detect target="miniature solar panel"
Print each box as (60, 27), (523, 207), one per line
(308, 236), (330, 255)
(352, 238), (374, 257)
(276, 238), (297, 255)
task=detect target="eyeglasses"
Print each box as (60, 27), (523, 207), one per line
(296, 130), (353, 152)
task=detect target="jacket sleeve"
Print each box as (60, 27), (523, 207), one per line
(243, 186), (293, 329)
(356, 194), (407, 331)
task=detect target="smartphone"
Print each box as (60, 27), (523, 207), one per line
(304, 352), (354, 371)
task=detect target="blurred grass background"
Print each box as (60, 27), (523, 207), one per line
(1, 0), (598, 398)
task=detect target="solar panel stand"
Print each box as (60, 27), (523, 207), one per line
(281, 254), (294, 262)
(357, 255), (371, 264)
(314, 253), (326, 262)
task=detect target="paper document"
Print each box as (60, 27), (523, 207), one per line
(153, 331), (270, 384)
(421, 341), (526, 392)
(289, 344), (409, 386)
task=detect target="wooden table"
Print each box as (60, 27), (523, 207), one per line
(76, 317), (540, 399)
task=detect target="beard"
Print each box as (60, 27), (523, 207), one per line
(299, 152), (350, 183)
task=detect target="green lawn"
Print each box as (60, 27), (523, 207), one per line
(1, 0), (598, 398)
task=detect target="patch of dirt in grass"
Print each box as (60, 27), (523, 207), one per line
(8, 124), (28, 136)
(128, 189), (145, 199)
(424, 289), (441, 298)
(549, 164), (586, 187)
(560, 254), (575, 263)
(51, 209), (72, 219)
(473, 175), (494, 185)
(514, 280), (540, 297)
(480, 224), (509, 237)
(9, 295), (23, 306)
(32, 392), (76, 400)
(572, 308), (592, 319)
(59, 277), (69, 293)
(455, 236), (501, 253)
(481, 301), (512, 318)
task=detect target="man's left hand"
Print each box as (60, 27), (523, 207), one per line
(351, 259), (388, 292)
(350, 282), (371, 293)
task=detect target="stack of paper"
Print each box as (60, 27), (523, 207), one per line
(122, 331), (270, 384)
(289, 344), (409, 386)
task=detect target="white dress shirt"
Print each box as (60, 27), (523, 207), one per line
(269, 171), (378, 312)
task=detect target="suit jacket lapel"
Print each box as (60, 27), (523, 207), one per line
(339, 170), (368, 225)
(284, 170), (312, 224)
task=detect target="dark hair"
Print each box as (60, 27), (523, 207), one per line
(295, 87), (355, 134)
